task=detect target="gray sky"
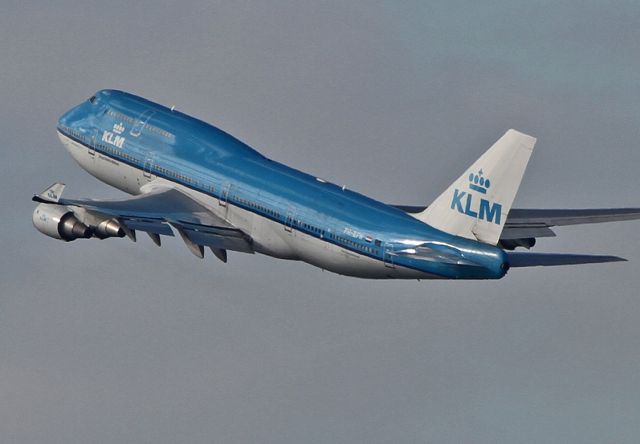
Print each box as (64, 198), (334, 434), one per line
(2, 1), (640, 443)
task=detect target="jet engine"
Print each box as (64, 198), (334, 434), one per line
(93, 219), (125, 239)
(32, 203), (92, 241)
(33, 204), (127, 241)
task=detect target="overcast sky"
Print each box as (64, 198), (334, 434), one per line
(1, 1), (640, 443)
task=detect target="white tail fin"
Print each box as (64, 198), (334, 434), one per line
(415, 129), (536, 245)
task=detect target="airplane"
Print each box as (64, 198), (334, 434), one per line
(32, 89), (640, 280)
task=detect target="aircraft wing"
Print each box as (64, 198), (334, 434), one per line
(394, 204), (640, 249)
(33, 183), (253, 258)
(500, 207), (640, 248)
(504, 208), (640, 228)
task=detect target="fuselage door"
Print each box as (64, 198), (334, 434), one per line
(143, 157), (155, 180)
(88, 128), (97, 156)
(284, 207), (296, 232)
(219, 182), (231, 207)
(130, 109), (155, 137)
(383, 242), (395, 268)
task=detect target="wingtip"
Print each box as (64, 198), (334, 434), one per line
(35, 182), (66, 203)
(595, 255), (628, 263)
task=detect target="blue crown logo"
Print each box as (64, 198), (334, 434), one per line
(113, 122), (125, 135)
(468, 169), (490, 194)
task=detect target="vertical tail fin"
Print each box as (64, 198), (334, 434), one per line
(415, 129), (536, 245)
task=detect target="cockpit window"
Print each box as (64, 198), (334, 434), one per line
(89, 95), (96, 104)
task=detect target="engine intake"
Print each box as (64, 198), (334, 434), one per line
(32, 203), (92, 241)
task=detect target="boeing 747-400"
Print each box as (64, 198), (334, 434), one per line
(32, 90), (640, 279)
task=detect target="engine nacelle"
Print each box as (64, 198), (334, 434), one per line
(93, 219), (125, 239)
(32, 203), (92, 241)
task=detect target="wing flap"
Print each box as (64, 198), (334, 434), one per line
(174, 222), (254, 253)
(499, 226), (556, 240)
(181, 229), (253, 253)
(120, 218), (175, 236)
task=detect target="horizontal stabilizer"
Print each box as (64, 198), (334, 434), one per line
(507, 252), (626, 267)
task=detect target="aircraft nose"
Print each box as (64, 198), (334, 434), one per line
(58, 103), (83, 128)
(58, 93), (99, 129)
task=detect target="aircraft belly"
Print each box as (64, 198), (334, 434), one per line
(219, 202), (436, 278)
(249, 215), (301, 260)
(218, 202), (426, 277)
(93, 155), (139, 194)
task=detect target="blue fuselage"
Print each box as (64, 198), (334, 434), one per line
(57, 90), (507, 279)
